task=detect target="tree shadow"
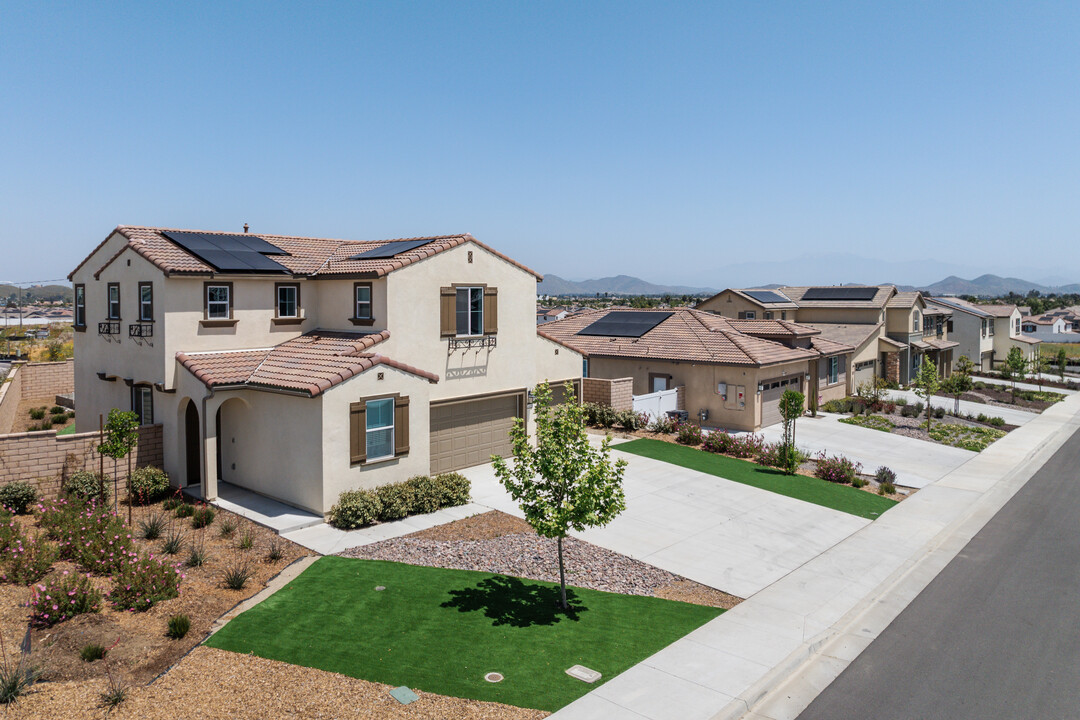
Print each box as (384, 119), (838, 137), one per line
(440, 575), (588, 628)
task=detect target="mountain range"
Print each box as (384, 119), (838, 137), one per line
(538, 274), (717, 296)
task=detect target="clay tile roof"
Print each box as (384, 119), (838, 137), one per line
(537, 307), (818, 367)
(979, 304), (1019, 318)
(723, 318), (820, 338)
(176, 329), (438, 396)
(780, 285), (895, 309)
(74, 226), (541, 281)
(887, 291), (922, 308)
(803, 322), (883, 351)
(810, 336), (856, 356)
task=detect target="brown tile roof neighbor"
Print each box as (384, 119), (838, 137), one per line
(804, 322), (883, 351)
(538, 308), (821, 367)
(72, 226), (542, 280)
(886, 291), (922, 308)
(978, 304), (1019, 318)
(780, 285), (895, 309)
(177, 330), (438, 396)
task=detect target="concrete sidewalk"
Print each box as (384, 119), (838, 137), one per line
(757, 413), (973, 489)
(885, 388), (1038, 427)
(551, 392), (1080, 720)
(972, 374), (1078, 394)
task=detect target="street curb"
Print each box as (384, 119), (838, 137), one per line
(718, 395), (1080, 720)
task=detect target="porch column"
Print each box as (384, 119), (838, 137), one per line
(201, 395), (220, 502)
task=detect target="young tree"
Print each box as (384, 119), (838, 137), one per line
(955, 354), (976, 378)
(493, 381), (627, 609)
(778, 389), (805, 475)
(97, 409), (140, 515)
(1033, 352), (1050, 392)
(1004, 347), (1029, 400)
(941, 370), (973, 415)
(911, 357), (941, 432)
(1057, 347), (1068, 382)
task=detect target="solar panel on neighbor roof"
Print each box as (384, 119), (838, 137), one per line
(802, 287), (879, 301)
(743, 290), (789, 304)
(162, 231), (291, 273)
(347, 239), (435, 260)
(576, 311), (673, 338)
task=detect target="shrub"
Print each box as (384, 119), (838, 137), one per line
(879, 480), (896, 495)
(675, 423), (703, 446)
(28, 408), (45, 420)
(934, 407), (945, 419)
(648, 415), (676, 434)
(376, 483), (414, 521)
(976, 413), (988, 423)
(875, 466), (897, 495)
(582, 402), (601, 426)
(46, 503), (135, 575)
(29, 572), (102, 627)
(0, 482), (37, 515)
(218, 518), (237, 537)
(728, 432), (765, 459)
(129, 467), (170, 504)
(49, 406), (65, 416)
(80, 643), (107, 662)
(160, 527), (184, 555)
(819, 399), (847, 413)
(434, 472), (470, 507)
(266, 538), (285, 562)
(64, 471), (108, 502)
(166, 614), (190, 639)
(756, 441), (792, 470)
(110, 553), (183, 611)
(882, 402), (897, 414)
(37, 416), (54, 430)
(701, 430), (730, 454)
(138, 513), (166, 540)
(237, 528), (255, 551)
(185, 542), (208, 568)
(66, 411), (75, 420)
(327, 489), (382, 529)
(814, 453), (862, 484)
(222, 560), (254, 590)
(0, 643), (39, 704)
(593, 404), (617, 428)
(174, 503), (195, 519)
(2, 531), (57, 584)
(894, 397), (908, 406)
(851, 475), (868, 488)
(406, 475), (441, 514)
(190, 506), (215, 529)
(616, 410), (646, 431)
(0, 513), (19, 555)
(987, 416), (1006, 427)
(162, 497), (182, 511)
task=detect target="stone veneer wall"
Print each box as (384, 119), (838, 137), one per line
(885, 353), (900, 384)
(0, 424), (163, 497)
(581, 377), (634, 411)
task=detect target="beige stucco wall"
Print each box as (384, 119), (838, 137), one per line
(314, 277), (388, 333)
(886, 306), (922, 335)
(535, 335), (584, 387)
(793, 306), (884, 325)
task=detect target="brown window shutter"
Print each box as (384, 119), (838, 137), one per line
(394, 396), (410, 456)
(484, 286), (498, 335)
(440, 287), (455, 337)
(350, 401), (367, 464)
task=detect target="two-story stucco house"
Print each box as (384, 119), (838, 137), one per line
(68, 226), (582, 515)
(925, 298), (1040, 369)
(1020, 310), (1080, 343)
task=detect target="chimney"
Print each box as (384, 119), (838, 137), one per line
(243, 223), (249, 234)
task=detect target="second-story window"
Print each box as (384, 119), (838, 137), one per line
(138, 283), (153, 321)
(1015, 318), (1020, 334)
(107, 283), (121, 320)
(277, 284), (299, 318)
(206, 284), (231, 319)
(456, 287), (483, 336)
(354, 283), (372, 320)
(74, 284), (86, 329)
(989, 319), (995, 336)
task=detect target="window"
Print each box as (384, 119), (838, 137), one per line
(366, 398), (395, 461)
(131, 385), (153, 425)
(138, 282), (153, 321)
(583, 358), (589, 378)
(205, 284), (231, 319)
(828, 356), (839, 384)
(74, 284), (86, 329)
(923, 315), (931, 332)
(781, 311), (787, 320)
(456, 287), (483, 336)
(107, 283), (120, 320)
(276, 283), (299, 318)
(763, 311), (773, 320)
(353, 282), (372, 323)
(981, 319), (987, 338)
(988, 320), (995, 336)
(912, 311), (920, 331)
(1015, 318), (1020, 335)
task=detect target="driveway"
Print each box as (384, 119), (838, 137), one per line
(886, 388), (1038, 427)
(757, 413), (974, 489)
(463, 445), (869, 599)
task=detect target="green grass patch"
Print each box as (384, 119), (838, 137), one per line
(839, 414), (896, 433)
(205, 557), (721, 711)
(616, 438), (895, 520)
(928, 423), (1006, 451)
(55, 424), (76, 436)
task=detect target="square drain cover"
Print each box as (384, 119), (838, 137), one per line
(390, 686), (419, 704)
(566, 665), (602, 683)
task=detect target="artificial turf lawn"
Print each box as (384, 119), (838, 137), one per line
(616, 438), (896, 520)
(205, 556), (723, 711)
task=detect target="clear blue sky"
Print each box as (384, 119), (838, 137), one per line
(3, 2), (1079, 287)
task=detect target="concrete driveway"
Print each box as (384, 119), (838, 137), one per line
(886, 388), (1038, 427)
(464, 445), (869, 599)
(757, 413), (974, 489)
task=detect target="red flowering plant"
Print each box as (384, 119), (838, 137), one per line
(110, 552), (185, 612)
(28, 571), (102, 627)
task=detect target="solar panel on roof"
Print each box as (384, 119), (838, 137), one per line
(576, 311), (673, 338)
(162, 231), (291, 273)
(802, 287), (879, 301)
(743, 290), (789, 304)
(347, 239), (436, 260)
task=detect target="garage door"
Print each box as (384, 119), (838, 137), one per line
(761, 375), (803, 428)
(429, 393), (522, 474)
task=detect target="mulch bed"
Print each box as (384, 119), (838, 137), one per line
(342, 510), (742, 610)
(11, 395), (74, 434)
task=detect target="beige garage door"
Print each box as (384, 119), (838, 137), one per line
(761, 375), (803, 428)
(429, 394), (522, 474)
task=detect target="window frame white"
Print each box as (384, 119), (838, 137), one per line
(206, 284), (231, 320)
(365, 397), (395, 462)
(277, 284), (299, 318)
(131, 385), (153, 425)
(455, 286), (484, 337)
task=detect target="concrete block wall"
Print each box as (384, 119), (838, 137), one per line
(581, 377), (634, 411)
(0, 364), (23, 435)
(20, 360), (74, 397)
(0, 424), (163, 498)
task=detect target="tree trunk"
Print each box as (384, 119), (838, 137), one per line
(557, 535), (568, 609)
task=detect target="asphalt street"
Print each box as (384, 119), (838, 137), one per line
(798, 423), (1080, 720)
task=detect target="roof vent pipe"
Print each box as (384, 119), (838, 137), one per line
(243, 223), (249, 233)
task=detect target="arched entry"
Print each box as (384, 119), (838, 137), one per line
(183, 400), (201, 487)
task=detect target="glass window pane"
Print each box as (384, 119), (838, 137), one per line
(366, 427), (393, 459)
(470, 288), (483, 335)
(366, 398), (394, 429)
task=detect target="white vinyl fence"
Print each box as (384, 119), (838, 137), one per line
(633, 388), (679, 421)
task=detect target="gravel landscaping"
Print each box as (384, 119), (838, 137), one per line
(343, 510), (741, 609)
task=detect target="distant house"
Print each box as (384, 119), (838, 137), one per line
(536, 307), (570, 325)
(1020, 310), (1080, 343)
(926, 298), (1041, 368)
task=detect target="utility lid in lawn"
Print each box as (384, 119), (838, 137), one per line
(389, 686), (418, 704)
(566, 665), (602, 683)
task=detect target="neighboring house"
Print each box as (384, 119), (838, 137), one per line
(1020, 312), (1080, 343)
(537, 307), (853, 430)
(926, 298), (1041, 368)
(536, 307), (570, 325)
(69, 226), (582, 515)
(699, 285), (956, 385)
